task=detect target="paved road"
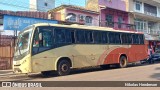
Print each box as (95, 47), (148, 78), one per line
(1, 63), (160, 90)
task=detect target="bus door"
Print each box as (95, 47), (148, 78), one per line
(31, 26), (54, 72)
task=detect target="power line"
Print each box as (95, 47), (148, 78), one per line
(0, 0), (86, 12)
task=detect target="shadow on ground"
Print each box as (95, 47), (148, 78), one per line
(5, 61), (160, 81)
(150, 62), (160, 80)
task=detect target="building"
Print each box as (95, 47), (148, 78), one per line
(128, 0), (160, 51)
(48, 5), (99, 26)
(0, 11), (58, 36)
(86, 0), (135, 31)
(30, 0), (55, 12)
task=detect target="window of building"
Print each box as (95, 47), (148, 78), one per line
(66, 13), (76, 22)
(85, 16), (93, 25)
(106, 14), (114, 27)
(144, 3), (157, 16)
(134, 0), (142, 12)
(118, 16), (123, 28)
(44, 2), (48, 6)
(134, 19), (146, 33)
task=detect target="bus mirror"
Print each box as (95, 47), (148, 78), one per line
(39, 33), (42, 41)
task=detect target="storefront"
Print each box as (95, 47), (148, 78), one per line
(144, 34), (160, 54)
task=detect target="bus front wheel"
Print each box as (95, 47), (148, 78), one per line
(119, 56), (127, 68)
(57, 60), (71, 76)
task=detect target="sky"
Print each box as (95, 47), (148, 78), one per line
(0, 0), (86, 11)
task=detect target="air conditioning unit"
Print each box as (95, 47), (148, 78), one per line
(79, 15), (85, 21)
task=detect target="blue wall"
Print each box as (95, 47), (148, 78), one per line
(3, 15), (58, 31)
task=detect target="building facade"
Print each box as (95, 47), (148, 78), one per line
(48, 5), (99, 26)
(128, 0), (160, 51)
(128, 0), (160, 36)
(86, 0), (135, 31)
(30, 0), (55, 12)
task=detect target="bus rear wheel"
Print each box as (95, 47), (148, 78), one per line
(57, 60), (71, 76)
(119, 56), (127, 68)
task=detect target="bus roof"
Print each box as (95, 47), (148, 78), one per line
(32, 23), (143, 34)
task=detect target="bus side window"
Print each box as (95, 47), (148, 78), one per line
(42, 30), (53, 47)
(65, 29), (72, 43)
(102, 32), (108, 43)
(115, 33), (121, 44)
(121, 33), (127, 44)
(32, 26), (53, 55)
(132, 34), (139, 44)
(33, 28), (39, 47)
(55, 28), (66, 43)
(76, 30), (85, 43)
(109, 32), (114, 44)
(139, 35), (144, 44)
(85, 31), (93, 43)
(71, 31), (76, 43)
(127, 34), (132, 44)
(93, 31), (102, 44)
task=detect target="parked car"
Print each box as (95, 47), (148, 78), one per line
(151, 50), (160, 61)
(141, 50), (160, 64)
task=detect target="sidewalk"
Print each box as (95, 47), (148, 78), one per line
(0, 69), (15, 76)
(0, 69), (27, 78)
(0, 69), (41, 80)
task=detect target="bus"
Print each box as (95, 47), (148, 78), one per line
(13, 23), (148, 76)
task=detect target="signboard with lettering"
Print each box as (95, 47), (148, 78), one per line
(3, 15), (58, 31)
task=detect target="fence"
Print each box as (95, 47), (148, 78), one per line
(0, 35), (15, 70)
(100, 21), (136, 31)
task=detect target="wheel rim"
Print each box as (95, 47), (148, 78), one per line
(121, 58), (126, 66)
(61, 64), (68, 72)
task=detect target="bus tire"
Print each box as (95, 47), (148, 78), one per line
(119, 56), (127, 68)
(57, 60), (71, 76)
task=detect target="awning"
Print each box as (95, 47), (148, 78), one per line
(144, 34), (160, 41)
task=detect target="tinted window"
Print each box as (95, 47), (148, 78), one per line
(115, 33), (121, 44)
(102, 32), (108, 43)
(42, 30), (53, 47)
(65, 30), (72, 43)
(33, 26), (53, 47)
(71, 30), (76, 43)
(139, 34), (144, 44)
(109, 32), (115, 43)
(55, 28), (66, 43)
(76, 30), (85, 43)
(32, 26), (54, 55)
(93, 31), (102, 43)
(85, 31), (93, 43)
(121, 33), (132, 44)
(127, 34), (132, 44)
(132, 34), (139, 44)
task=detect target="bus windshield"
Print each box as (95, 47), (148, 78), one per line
(14, 26), (33, 60)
